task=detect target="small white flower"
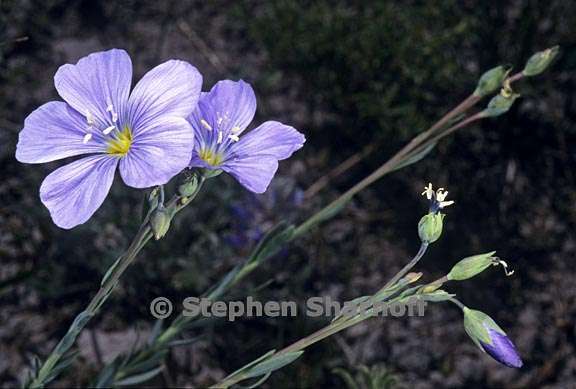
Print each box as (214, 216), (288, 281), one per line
(421, 183), (454, 209)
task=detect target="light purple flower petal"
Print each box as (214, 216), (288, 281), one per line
(481, 329), (523, 368)
(40, 155), (118, 229)
(16, 102), (106, 163)
(229, 121), (305, 160)
(222, 155), (279, 194)
(189, 80), (256, 136)
(120, 117), (194, 188)
(128, 60), (202, 132)
(54, 49), (132, 127)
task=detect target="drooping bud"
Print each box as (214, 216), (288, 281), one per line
(418, 212), (444, 243)
(473, 65), (511, 97)
(523, 46), (560, 77)
(150, 206), (172, 240)
(447, 251), (513, 281)
(463, 307), (523, 368)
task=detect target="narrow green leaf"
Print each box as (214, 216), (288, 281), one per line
(115, 366), (164, 386)
(392, 142), (436, 172)
(225, 350), (277, 379)
(332, 367), (360, 389)
(245, 372), (272, 388)
(244, 351), (304, 379)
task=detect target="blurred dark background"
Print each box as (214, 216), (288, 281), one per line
(1, 1), (575, 388)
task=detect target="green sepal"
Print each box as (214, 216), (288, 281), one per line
(463, 307), (505, 350)
(149, 206), (172, 240)
(523, 46), (560, 77)
(473, 65), (511, 97)
(418, 212), (444, 243)
(480, 91), (520, 118)
(447, 251), (497, 281)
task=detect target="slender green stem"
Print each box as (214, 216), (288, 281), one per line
(212, 244), (430, 388)
(105, 91), (482, 386)
(377, 242), (428, 294)
(292, 94), (481, 238)
(448, 297), (465, 310)
(29, 176), (206, 388)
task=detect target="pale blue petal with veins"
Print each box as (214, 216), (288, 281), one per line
(188, 80), (305, 193)
(16, 49), (203, 228)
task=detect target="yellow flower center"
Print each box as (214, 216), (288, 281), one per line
(199, 147), (223, 166)
(107, 126), (133, 156)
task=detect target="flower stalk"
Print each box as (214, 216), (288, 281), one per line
(27, 174), (207, 388)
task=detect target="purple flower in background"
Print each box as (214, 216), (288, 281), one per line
(463, 307), (523, 368)
(16, 49), (202, 229)
(481, 328), (523, 368)
(188, 80), (305, 193)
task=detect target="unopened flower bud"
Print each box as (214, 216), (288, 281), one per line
(523, 46), (559, 77)
(418, 212), (444, 243)
(479, 88), (520, 118)
(403, 272), (423, 284)
(463, 307), (523, 368)
(473, 65), (511, 97)
(447, 251), (514, 281)
(421, 283), (442, 293)
(148, 187), (160, 209)
(150, 206), (172, 240)
(178, 174), (199, 197)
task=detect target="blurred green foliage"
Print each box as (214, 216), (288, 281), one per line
(242, 1), (476, 148)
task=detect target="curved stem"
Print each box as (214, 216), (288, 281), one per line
(378, 242), (428, 293)
(448, 297), (466, 310)
(212, 244), (430, 388)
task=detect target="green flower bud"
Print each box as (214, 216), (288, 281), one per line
(523, 46), (559, 77)
(448, 251), (498, 281)
(418, 212), (444, 243)
(479, 88), (520, 118)
(463, 307), (502, 347)
(473, 65), (511, 97)
(148, 187), (160, 210)
(178, 174), (199, 197)
(463, 307), (523, 368)
(150, 206), (172, 240)
(403, 272), (423, 284)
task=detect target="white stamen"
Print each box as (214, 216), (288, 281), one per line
(86, 111), (95, 126)
(112, 112), (118, 123)
(106, 104), (114, 112)
(496, 259), (515, 276)
(421, 183), (434, 200)
(103, 125), (116, 135)
(217, 116), (223, 125)
(217, 131), (223, 144)
(82, 133), (92, 144)
(229, 134), (240, 142)
(200, 119), (212, 131)
(231, 126), (242, 134)
(436, 190), (449, 202)
(439, 200), (455, 208)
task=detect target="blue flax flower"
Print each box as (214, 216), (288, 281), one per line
(16, 49), (202, 228)
(188, 80), (305, 193)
